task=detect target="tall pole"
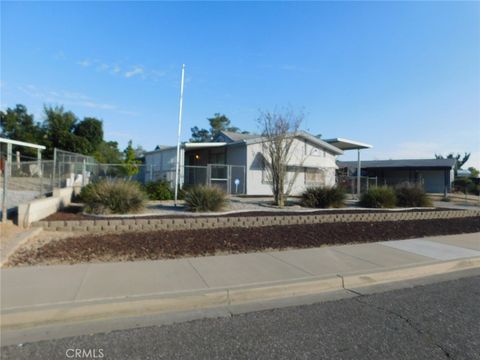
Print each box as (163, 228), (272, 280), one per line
(357, 148), (361, 198)
(174, 64), (186, 206)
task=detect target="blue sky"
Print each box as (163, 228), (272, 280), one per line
(1, 1), (479, 166)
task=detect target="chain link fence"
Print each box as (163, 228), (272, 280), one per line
(2, 146), (248, 220)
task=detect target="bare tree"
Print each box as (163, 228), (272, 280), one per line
(257, 109), (305, 207)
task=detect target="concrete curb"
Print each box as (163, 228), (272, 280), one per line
(0, 227), (43, 267)
(2, 256), (479, 331)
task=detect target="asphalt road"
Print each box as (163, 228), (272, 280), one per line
(2, 275), (479, 360)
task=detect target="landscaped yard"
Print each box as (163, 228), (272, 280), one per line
(6, 216), (480, 267)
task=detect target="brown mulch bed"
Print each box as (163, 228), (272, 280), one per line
(8, 217), (480, 267)
(43, 205), (454, 221)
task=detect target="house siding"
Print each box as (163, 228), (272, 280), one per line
(246, 138), (337, 196)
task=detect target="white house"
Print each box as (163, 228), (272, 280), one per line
(144, 130), (346, 196)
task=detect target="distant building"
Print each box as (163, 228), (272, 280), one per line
(338, 158), (456, 193)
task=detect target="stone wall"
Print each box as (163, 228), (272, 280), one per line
(32, 210), (480, 233)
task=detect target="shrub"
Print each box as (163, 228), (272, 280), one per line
(80, 179), (146, 214)
(301, 186), (346, 208)
(144, 180), (173, 200)
(395, 183), (432, 207)
(184, 185), (228, 212)
(453, 178), (473, 194)
(360, 186), (396, 208)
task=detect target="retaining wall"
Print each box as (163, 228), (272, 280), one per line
(32, 210), (480, 233)
(18, 187), (73, 227)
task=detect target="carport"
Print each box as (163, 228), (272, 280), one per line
(324, 138), (372, 197)
(337, 158), (456, 193)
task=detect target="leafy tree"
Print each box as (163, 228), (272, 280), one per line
(190, 126), (211, 142)
(0, 104), (134, 165)
(0, 104), (44, 156)
(190, 113), (247, 142)
(42, 105), (81, 157)
(122, 140), (141, 177)
(435, 152), (471, 173)
(94, 141), (122, 164)
(468, 167), (479, 178)
(74, 117), (104, 153)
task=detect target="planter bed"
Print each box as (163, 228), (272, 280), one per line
(7, 216), (480, 267)
(44, 205), (454, 222)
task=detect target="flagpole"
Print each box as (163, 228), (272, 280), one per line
(174, 64), (185, 206)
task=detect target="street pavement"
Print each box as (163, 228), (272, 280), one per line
(2, 274), (479, 359)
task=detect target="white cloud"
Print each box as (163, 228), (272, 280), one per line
(97, 63), (110, 72)
(124, 66), (145, 79)
(18, 84), (117, 111)
(77, 59), (92, 67)
(75, 57), (165, 81)
(15, 84), (141, 117)
(111, 65), (121, 74)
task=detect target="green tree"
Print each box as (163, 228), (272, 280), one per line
(0, 104), (45, 156)
(190, 113), (247, 142)
(468, 167), (479, 178)
(74, 117), (104, 153)
(122, 140), (141, 177)
(42, 105), (80, 157)
(94, 141), (123, 164)
(190, 126), (211, 142)
(435, 152), (471, 173)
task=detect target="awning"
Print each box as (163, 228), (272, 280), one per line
(184, 142), (227, 149)
(323, 138), (372, 151)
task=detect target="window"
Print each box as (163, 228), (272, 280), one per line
(305, 168), (325, 185)
(261, 158), (272, 184)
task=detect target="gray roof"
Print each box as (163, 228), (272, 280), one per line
(218, 130), (260, 142)
(240, 130), (343, 155)
(338, 158), (456, 169)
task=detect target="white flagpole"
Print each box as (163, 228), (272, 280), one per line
(174, 64), (186, 206)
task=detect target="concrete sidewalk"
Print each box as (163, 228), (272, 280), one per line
(1, 233), (479, 328)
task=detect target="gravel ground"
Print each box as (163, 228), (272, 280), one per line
(6, 216), (480, 267)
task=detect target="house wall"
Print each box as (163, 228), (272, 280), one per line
(246, 138), (338, 196)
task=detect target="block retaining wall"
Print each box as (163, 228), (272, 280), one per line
(32, 210), (480, 233)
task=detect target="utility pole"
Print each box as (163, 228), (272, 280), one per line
(174, 64), (186, 206)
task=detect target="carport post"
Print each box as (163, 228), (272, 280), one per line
(2, 159), (8, 223)
(6, 143), (12, 176)
(357, 148), (361, 197)
(37, 148), (42, 176)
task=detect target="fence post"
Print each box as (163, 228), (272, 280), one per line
(82, 159), (86, 187)
(40, 162), (44, 196)
(6, 143), (12, 176)
(2, 159), (9, 223)
(52, 148), (57, 190)
(227, 165), (232, 194)
(16, 151), (20, 170)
